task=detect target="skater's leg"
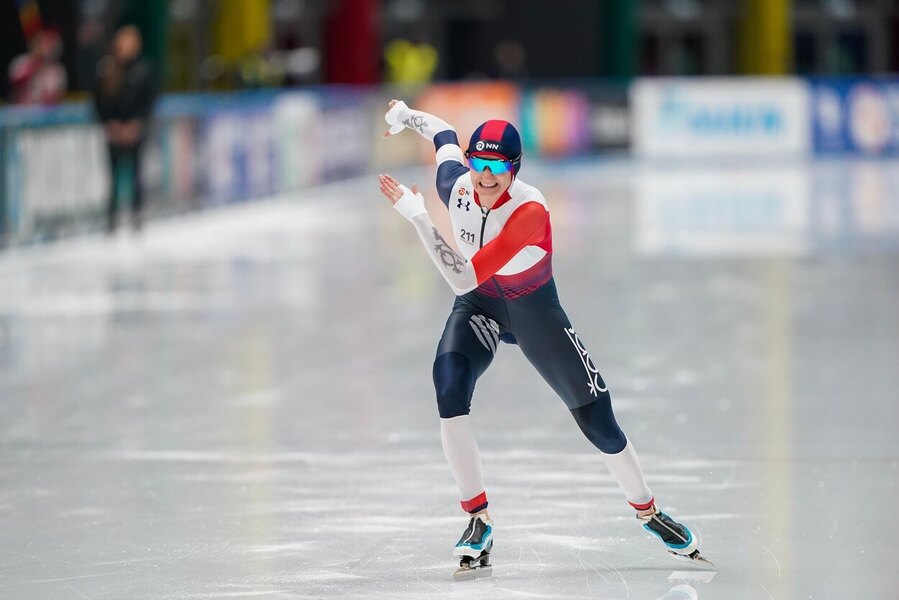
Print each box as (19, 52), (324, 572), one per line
(435, 301), (501, 564)
(440, 414), (488, 513)
(570, 402), (654, 510)
(106, 145), (122, 233)
(510, 284), (652, 508)
(128, 144), (144, 231)
(434, 302), (500, 514)
(511, 284), (707, 560)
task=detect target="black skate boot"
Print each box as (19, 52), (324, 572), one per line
(639, 506), (714, 568)
(452, 514), (493, 581)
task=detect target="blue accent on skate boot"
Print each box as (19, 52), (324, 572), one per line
(643, 523), (694, 550)
(455, 525), (493, 552)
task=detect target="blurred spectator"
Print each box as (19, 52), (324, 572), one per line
(92, 25), (156, 233)
(7, 29), (67, 105)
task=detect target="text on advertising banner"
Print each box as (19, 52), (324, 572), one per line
(631, 78), (810, 159)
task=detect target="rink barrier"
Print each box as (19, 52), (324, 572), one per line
(630, 76), (899, 159)
(0, 88), (377, 245)
(0, 104), (109, 244)
(1, 77), (896, 247)
(0, 82), (619, 246)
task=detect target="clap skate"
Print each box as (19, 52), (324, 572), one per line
(452, 513), (494, 581)
(639, 506), (715, 569)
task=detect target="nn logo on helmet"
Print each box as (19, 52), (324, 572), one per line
(475, 141), (501, 152)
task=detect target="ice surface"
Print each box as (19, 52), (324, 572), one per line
(0, 158), (897, 599)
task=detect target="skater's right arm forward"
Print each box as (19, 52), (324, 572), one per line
(384, 100), (468, 206)
(378, 173), (477, 295)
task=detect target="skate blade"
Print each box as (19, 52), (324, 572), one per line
(453, 564), (492, 582)
(668, 550), (716, 570)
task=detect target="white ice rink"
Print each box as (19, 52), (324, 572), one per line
(0, 157), (897, 599)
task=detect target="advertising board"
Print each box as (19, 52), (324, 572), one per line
(318, 90), (371, 182)
(632, 78), (810, 158)
(520, 88), (591, 157)
(11, 124), (108, 236)
(416, 82), (519, 160)
(586, 84), (631, 150)
(202, 109), (244, 205)
(273, 92), (320, 190)
(810, 78), (899, 155)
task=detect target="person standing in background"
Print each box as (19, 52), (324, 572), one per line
(8, 29), (67, 105)
(92, 25), (155, 233)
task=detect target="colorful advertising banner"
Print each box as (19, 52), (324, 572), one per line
(416, 82), (519, 160)
(520, 88), (591, 157)
(632, 78), (810, 158)
(810, 78), (899, 156)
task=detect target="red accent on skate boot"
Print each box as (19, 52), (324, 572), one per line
(461, 491), (488, 513)
(629, 497), (655, 511)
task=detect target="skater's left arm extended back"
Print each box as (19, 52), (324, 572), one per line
(383, 100), (468, 206)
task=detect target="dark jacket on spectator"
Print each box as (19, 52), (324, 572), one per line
(92, 56), (155, 147)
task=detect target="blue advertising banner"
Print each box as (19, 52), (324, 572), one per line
(810, 78), (899, 156)
(317, 88), (371, 182)
(200, 100), (276, 206)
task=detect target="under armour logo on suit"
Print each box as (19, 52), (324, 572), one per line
(457, 198), (471, 211)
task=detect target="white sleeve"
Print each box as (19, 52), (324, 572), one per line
(393, 185), (477, 295)
(385, 101), (455, 142)
(436, 142), (466, 166)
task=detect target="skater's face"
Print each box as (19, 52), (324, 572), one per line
(469, 161), (513, 208)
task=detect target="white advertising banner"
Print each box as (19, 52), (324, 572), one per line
(15, 124), (109, 232)
(273, 92), (320, 191)
(632, 78), (811, 158)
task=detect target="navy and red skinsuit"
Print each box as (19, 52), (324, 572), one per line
(430, 129), (629, 515)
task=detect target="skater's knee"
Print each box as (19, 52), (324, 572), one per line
(433, 352), (475, 418)
(571, 399), (627, 453)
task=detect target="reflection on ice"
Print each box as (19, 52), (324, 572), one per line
(636, 158), (899, 256)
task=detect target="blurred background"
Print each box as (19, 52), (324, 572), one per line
(1, 2), (898, 599)
(1, 0), (898, 243)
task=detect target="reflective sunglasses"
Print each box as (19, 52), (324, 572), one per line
(467, 156), (514, 174)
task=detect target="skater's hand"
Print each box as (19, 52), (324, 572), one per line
(378, 173), (419, 205)
(384, 99), (410, 137)
(380, 174), (427, 221)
